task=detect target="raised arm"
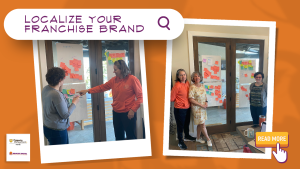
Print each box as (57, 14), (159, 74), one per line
(77, 78), (114, 96)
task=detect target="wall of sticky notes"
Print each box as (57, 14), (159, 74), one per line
(238, 59), (256, 83)
(202, 55), (221, 83)
(238, 84), (250, 108)
(204, 82), (223, 107)
(56, 43), (85, 83)
(105, 50), (126, 82)
(63, 83), (88, 122)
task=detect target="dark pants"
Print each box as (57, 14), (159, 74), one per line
(43, 126), (69, 145)
(174, 108), (188, 142)
(184, 108), (191, 137)
(250, 105), (267, 125)
(113, 110), (137, 140)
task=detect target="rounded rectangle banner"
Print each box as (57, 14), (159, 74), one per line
(256, 132), (289, 148)
(4, 9), (184, 40)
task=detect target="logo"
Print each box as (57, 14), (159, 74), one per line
(9, 152), (27, 155)
(10, 139), (27, 145)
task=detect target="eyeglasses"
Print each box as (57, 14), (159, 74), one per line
(255, 77), (262, 79)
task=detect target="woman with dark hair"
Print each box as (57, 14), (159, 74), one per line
(188, 72), (212, 147)
(42, 67), (80, 145)
(77, 60), (143, 140)
(249, 72), (267, 127)
(171, 69), (195, 150)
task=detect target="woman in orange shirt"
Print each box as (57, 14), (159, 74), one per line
(77, 60), (143, 141)
(171, 69), (195, 150)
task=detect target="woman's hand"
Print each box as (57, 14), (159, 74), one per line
(128, 109), (135, 120)
(77, 89), (89, 96)
(72, 96), (80, 105)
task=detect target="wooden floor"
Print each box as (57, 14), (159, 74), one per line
(169, 131), (245, 152)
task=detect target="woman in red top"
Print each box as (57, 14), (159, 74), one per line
(78, 60), (143, 141)
(171, 69), (195, 150)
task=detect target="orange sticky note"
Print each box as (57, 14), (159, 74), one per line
(211, 93), (214, 96)
(70, 89), (75, 94)
(210, 85), (214, 89)
(79, 75), (83, 80)
(215, 98), (219, 101)
(219, 100), (222, 103)
(218, 95), (221, 98)
(251, 73), (254, 76)
(75, 67), (79, 71)
(246, 94), (249, 97)
(215, 61), (218, 65)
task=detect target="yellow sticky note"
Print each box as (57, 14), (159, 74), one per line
(249, 60), (252, 63)
(112, 58), (116, 62)
(244, 65), (248, 68)
(67, 90), (70, 94)
(108, 56), (111, 61)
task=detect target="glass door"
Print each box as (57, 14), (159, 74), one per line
(232, 39), (264, 128)
(193, 37), (233, 134)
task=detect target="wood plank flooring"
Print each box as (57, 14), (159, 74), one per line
(169, 131), (246, 152)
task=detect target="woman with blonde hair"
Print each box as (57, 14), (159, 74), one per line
(189, 71), (212, 147)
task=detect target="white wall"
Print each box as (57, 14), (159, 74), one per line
(172, 24), (269, 85)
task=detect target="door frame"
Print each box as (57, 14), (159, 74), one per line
(45, 40), (135, 142)
(192, 36), (264, 134)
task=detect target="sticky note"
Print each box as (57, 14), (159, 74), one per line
(251, 73), (254, 76)
(238, 60), (242, 65)
(249, 60), (252, 63)
(108, 56), (112, 61)
(244, 74), (248, 77)
(215, 61), (218, 65)
(67, 90), (70, 94)
(205, 85), (208, 89)
(75, 68), (79, 71)
(62, 89), (68, 94)
(79, 75), (83, 80)
(210, 85), (214, 89)
(218, 95), (221, 98)
(206, 91), (209, 94)
(246, 94), (249, 97)
(203, 59), (206, 63)
(211, 93), (214, 96)
(70, 89), (75, 95)
(215, 98), (218, 101)
(241, 86), (247, 92)
(219, 100), (222, 103)
(205, 88), (208, 91)
(64, 94), (68, 98)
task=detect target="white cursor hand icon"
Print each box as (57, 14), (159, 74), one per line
(272, 143), (287, 163)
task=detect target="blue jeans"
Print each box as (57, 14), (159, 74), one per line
(250, 105), (267, 125)
(174, 108), (188, 142)
(43, 126), (69, 145)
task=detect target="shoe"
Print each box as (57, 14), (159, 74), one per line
(184, 135), (196, 141)
(196, 138), (205, 143)
(178, 141), (187, 150)
(251, 124), (259, 128)
(207, 140), (212, 147)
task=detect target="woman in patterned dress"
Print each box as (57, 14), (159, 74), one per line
(188, 72), (212, 147)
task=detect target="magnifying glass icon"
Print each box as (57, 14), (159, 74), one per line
(158, 16), (170, 30)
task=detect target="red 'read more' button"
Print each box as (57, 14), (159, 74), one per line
(255, 132), (289, 148)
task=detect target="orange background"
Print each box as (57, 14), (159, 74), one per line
(1, 0), (299, 168)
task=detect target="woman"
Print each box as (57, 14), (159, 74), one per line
(42, 67), (80, 145)
(77, 60), (143, 140)
(249, 72), (267, 127)
(188, 72), (212, 147)
(170, 69), (192, 150)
